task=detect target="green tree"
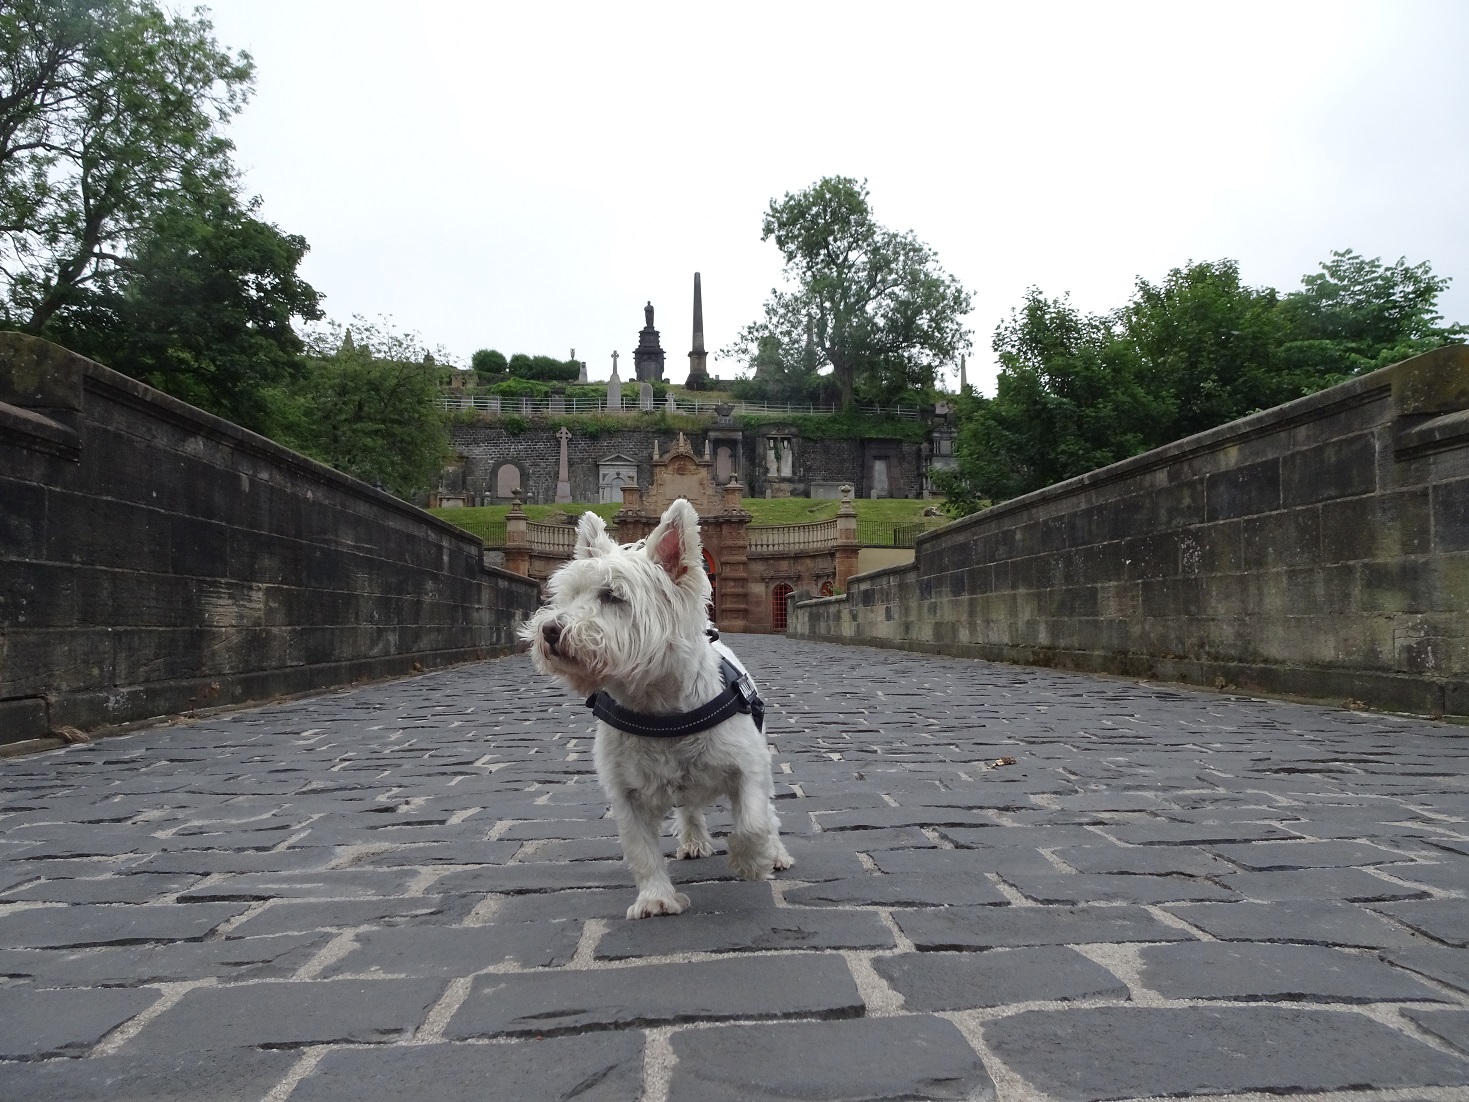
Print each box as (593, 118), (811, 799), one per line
(471, 347), (507, 382)
(272, 321), (451, 498)
(53, 187), (322, 432)
(0, 0), (253, 333)
(1278, 249), (1466, 379)
(726, 176), (972, 410)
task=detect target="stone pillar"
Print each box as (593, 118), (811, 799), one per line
(504, 491), (530, 577)
(554, 426), (572, 504)
(834, 484), (859, 591)
(714, 516), (749, 634)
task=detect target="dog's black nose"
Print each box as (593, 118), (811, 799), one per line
(541, 622), (562, 649)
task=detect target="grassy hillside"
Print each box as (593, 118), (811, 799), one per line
(429, 497), (940, 541)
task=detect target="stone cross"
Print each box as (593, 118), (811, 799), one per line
(554, 426), (572, 504)
(607, 354), (622, 411)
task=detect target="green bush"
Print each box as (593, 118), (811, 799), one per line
(509, 353), (579, 382)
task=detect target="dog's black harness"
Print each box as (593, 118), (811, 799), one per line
(586, 630), (765, 738)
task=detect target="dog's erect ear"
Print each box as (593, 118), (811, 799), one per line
(573, 511), (615, 559)
(646, 498), (702, 582)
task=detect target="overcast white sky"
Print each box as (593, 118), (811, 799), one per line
(203, 1), (1468, 394)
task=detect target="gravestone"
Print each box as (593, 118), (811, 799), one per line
(607, 353), (622, 411)
(639, 382), (654, 411)
(549, 389), (565, 414)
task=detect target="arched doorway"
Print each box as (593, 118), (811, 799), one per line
(771, 582), (794, 632)
(703, 549), (718, 623)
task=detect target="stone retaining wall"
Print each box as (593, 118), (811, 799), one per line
(791, 346), (1469, 717)
(0, 335), (541, 746)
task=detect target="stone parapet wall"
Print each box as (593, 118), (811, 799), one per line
(791, 347), (1469, 717)
(0, 335), (541, 747)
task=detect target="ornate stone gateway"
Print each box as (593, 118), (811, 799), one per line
(614, 432), (751, 632)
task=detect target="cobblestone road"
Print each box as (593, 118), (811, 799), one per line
(2, 636), (1469, 1102)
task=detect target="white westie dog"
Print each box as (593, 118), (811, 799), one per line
(523, 498), (794, 918)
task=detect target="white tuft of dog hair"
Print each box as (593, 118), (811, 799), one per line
(522, 499), (793, 918)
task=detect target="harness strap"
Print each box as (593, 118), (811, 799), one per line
(587, 655), (764, 738)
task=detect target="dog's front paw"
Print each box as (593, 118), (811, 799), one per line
(675, 840), (715, 860)
(627, 890), (690, 919)
(772, 848), (795, 871)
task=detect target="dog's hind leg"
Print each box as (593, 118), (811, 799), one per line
(673, 806), (716, 859)
(770, 803), (795, 871)
(612, 795), (690, 919)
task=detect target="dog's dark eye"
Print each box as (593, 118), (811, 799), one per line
(599, 589), (625, 605)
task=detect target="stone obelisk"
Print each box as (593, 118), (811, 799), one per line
(686, 272), (710, 389)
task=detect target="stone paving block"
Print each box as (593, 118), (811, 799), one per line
(0, 902), (247, 949)
(1218, 867), (1430, 901)
(869, 845), (1055, 878)
(176, 867), (421, 901)
(1373, 899), (1469, 946)
(809, 807), (998, 831)
(895, 905), (1194, 950)
(1102, 820), (1299, 846)
(784, 873), (1010, 907)
(1138, 941), (1449, 1002)
(1165, 900), (1435, 948)
(999, 871), (1238, 904)
(288, 1034), (645, 1102)
(1209, 839), (1406, 869)
(347, 840), (522, 867)
(321, 921), (582, 976)
(757, 839), (867, 882)
(0, 1048), (297, 1102)
(3, 872), (204, 904)
(666, 1014), (995, 1102)
(1379, 946), (1469, 994)
(1051, 844), (1233, 876)
(126, 977), (445, 1051)
(496, 818), (616, 841)
(938, 825), (1101, 850)
(447, 953), (861, 1038)
(595, 908), (894, 960)
(0, 985), (158, 1058)
(0, 931), (328, 987)
(985, 1005), (1469, 1099)
(222, 895), (471, 938)
(875, 947), (1129, 1010)
(1404, 1009), (1469, 1055)
(435, 861), (643, 894)
(1381, 859), (1469, 892)
(130, 847), (336, 875)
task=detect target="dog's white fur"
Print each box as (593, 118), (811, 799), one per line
(522, 499), (793, 918)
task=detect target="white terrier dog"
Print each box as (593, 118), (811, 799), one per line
(523, 499), (794, 918)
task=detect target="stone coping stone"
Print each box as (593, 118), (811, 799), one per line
(0, 902), (247, 949)
(1213, 867), (1430, 902)
(1164, 900), (1436, 948)
(998, 871), (1238, 905)
(321, 921), (582, 976)
(0, 1048), (297, 1102)
(1379, 946), (1469, 994)
(124, 977), (445, 1051)
(0, 931), (329, 987)
(288, 1034), (645, 1102)
(1404, 1009), (1469, 1055)
(896, 905), (1194, 951)
(0, 986), (159, 1058)
(666, 1014), (995, 1102)
(875, 947), (1129, 1011)
(595, 908), (894, 961)
(446, 953), (862, 1039)
(1372, 899), (1469, 946)
(1138, 941), (1449, 1002)
(1207, 839), (1408, 870)
(983, 1005), (1469, 1100)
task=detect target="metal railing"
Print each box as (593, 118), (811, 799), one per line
(855, 520), (945, 547)
(747, 519), (838, 554)
(437, 395), (921, 419)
